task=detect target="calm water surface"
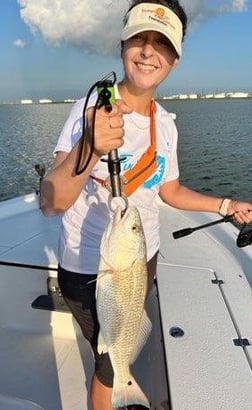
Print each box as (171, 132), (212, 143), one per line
(170, 99), (252, 199)
(0, 99), (251, 202)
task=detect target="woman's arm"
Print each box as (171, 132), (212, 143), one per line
(159, 179), (252, 225)
(40, 101), (132, 216)
(40, 142), (98, 216)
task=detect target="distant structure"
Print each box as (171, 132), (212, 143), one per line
(213, 93), (226, 99)
(158, 91), (251, 101)
(20, 99), (33, 104)
(228, 92), (249, 99)
(39, 99), (53, 104)
(17, 98), (76, 105)
(14, 91), (252, 106)
(63, 99), (76, 103)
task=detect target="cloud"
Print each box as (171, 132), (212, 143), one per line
(18, 0), (249, 55)
(18, 0), (128, 55)
(228, 0), (248, 12)
(13, 38), (27, 48)
(181, 0), (248, 27)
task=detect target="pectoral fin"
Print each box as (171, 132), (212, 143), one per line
(97, 330), (108, 355)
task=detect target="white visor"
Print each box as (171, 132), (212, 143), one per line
(121, 3), (183, 57)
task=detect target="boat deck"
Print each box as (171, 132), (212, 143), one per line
(0, 265), (166, 410)
(0, 194), (252, 409)
(0, 195), (167, 409)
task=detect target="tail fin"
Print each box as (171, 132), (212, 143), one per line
(112, 374), (150, 409)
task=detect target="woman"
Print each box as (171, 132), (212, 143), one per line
(40, 1), (252, 409)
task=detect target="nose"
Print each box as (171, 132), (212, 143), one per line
(140, 40), (155, 58)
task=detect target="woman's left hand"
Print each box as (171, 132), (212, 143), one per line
(228, 200), (252, 224)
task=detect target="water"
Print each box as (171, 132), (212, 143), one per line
(0, 103), (72, 200)
(169, 98), (252, 200)
(0, 99), (252, 202)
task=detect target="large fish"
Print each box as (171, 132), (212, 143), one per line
(96, 205), (152, 409)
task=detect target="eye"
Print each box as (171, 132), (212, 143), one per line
(155, 38), (178, 58)
(132, 224), (139, 232)
(133, 34), (142, 40)
(157, 37), (173, 49)
(128, 34), (144, 44)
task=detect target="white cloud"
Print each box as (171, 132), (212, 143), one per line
(18, 0), (249, 55)
(13, 38), (26, 48)
(181, 0), (248, 27)
(229, 0), (248, 12)
(18, 0), (128, 55)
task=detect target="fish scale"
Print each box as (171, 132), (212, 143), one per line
(96, 205), (152, 408)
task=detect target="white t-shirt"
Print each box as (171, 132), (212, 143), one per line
(54, 86), (179, 274)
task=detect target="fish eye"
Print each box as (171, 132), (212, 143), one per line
(132, 224), (139, 232)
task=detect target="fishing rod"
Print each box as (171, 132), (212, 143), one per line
(172, 215), (233, 239)
(173, 214), (252, 248)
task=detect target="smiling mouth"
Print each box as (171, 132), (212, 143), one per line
(135, 62), (158, 72)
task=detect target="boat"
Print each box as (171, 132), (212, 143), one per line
(0, 190), (251, 410)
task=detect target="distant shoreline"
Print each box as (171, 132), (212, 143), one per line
(1, 92), (252, 105)
(0, 100), (76, 106)
(157, 92), (252, 101)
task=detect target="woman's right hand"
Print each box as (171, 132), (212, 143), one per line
(86, 100), (133, 157)
(40, 100), (132, 215)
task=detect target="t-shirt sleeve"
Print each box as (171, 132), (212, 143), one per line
(53, 98), (85, 155)
(159, 107), (179, 182)
(165, 120), (179, 181)
(53, 97), (88, 155)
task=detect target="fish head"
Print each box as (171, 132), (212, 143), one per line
(100, 205), (147, 271)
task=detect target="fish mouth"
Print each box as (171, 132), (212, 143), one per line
(111, 205), (138, 231)
(114, 205), (130, 223)
(103, 206), (132, 246)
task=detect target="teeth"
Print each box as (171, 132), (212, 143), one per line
(136, 63), (156, 71)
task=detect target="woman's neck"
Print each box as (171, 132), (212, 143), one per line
(118, 81), (154, 116)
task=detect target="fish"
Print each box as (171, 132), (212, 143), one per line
(96, 205), (152, 409)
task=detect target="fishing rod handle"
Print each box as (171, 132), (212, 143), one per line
(173, 228), (193, 239)
(172, 215), (233, 240)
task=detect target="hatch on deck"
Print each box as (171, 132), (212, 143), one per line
(157, 263), (252, 410)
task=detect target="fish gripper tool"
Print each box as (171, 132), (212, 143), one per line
(97, 72), (128, 212)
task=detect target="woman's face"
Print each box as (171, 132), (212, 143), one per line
(121, 30), (179, 94)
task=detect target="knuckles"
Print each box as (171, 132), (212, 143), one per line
(86, 101), (129, 156)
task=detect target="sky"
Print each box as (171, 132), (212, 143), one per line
(0, 0), (251, 103)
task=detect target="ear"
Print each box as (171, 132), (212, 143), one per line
(172, 57), (180, 70)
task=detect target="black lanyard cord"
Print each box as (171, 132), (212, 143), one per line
(75, 72), (116, 176)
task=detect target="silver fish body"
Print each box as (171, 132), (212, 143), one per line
(96, 205), (151, 409)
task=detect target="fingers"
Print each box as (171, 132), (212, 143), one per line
(85, 99), (132, 156)
(87, 99), (132, 126)
(97, 99), (132, 119)
(101, 101), (132, 131)
(233, 210), (252, 225)
(108, 115), (124, 129)
(94, 101), (127, 133)
(112, 99), (133, 115)
(229, 200), (252, 224)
